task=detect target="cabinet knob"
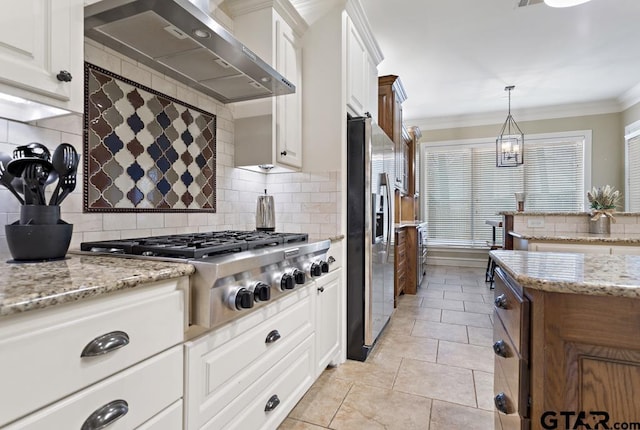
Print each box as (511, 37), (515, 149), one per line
(81, 399), (128, 430)
(280, 150), (287, 156)
(56, 70), (72, 82)
(494, 392), (510, 414)
(317, 286), (325, 293)
(494, 293), (508, 309)
(265, 394), (281, 412)
(493, 339), (508, 358)
(81, 331), (130, 357)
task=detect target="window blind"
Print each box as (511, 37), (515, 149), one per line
(627, 135), (640, 212)
(421, 136), (586, 246)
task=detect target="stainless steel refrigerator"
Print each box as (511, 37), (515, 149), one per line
(346, 115), (395, 361)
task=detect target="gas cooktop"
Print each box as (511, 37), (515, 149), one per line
(80, 230), (308, 259)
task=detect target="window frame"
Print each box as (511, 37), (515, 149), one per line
(625, 119), (640, 212)
(419, 130), (593, 244)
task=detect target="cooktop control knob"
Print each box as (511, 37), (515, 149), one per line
(227, 287), (254, 310)
(310, 263), (322, 277)
(293, 269), (306, 285)
(281, 273), (295, 290)
(320, 260), (329, 273)
(253, 282), (271, 302)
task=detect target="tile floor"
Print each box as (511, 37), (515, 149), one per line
(280, 265), (496, 430)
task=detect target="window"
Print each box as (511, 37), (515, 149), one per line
(420, 132), (590, 246)
(625, 121), (640, 212)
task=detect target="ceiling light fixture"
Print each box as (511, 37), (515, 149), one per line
(544, 0), (592, 7)
(496, 85), (524, 168)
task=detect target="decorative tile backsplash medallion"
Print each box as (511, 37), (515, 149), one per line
(84, 62), (216, 213)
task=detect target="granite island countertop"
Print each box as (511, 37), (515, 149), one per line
(509, 231), (640, 244)
(490, 250), (640, 297)
(0, 255), (195, 317)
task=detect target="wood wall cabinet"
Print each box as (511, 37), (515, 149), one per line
(394, 227), (407, 307)
(378, 75), (408, 193)
(493, 266), (640, 429)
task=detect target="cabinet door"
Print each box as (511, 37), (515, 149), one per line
(346, 17), (366, 116)
(275, 18), (302, 168)
(0, 0), (83, 113)
(315, 269), (342, 377)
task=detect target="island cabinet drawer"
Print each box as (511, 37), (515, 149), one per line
(493, 268), (529, 359)
(184, 288), (313, 430)
(4, 345), (183, 429)
(0, 280), (185, 427)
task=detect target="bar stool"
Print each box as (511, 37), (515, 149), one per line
(485, 220), (503, 288)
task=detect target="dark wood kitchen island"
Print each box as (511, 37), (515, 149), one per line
(489, 250), (640, 430)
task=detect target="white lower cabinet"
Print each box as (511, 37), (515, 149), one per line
(5, 346), (183, 429)
(138, 400), (184, 430)
(184, 287), (315, 430)
(0, 277), (188, 428)
(315, 268), (342, 377)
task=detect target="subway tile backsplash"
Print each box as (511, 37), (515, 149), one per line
(0, 39), (340, 255)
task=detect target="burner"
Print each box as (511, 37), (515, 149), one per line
(80, 230), (308, 259)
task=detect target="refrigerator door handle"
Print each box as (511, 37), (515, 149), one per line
(383, 173), (392, 262)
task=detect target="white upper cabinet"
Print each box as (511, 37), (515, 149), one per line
(346, 17), (366, 116)
(344, 5), (383, 119)
(0, 0), (83, 121)
(229, 0), (306, 172)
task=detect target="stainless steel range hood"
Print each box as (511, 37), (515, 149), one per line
(84, 0), (295, 104)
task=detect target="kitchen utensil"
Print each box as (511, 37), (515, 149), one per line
(11, 170), (57, 196)
(0, 152), (24, 204)
(13, 142), (50, 161)
(23, 163), (44, 205)
(256, 189), (275, 231)
(49, 144), (78, 205)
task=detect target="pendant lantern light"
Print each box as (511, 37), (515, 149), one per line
(496, 85), (524, 168)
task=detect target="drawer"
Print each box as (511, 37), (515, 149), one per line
(494, 318), (529, 417)
(5, 346), (183, 429)
(184, 288), (313, 429)
(493, 268), (529, 358)
(202, 335), (315, 430)
(0, 280), (185, 427)
(138, 400), (183, 430)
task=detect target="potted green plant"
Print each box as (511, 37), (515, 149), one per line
(587, 185), (621, 234)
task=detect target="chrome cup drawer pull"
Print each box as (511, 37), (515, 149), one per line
(81, 331), (130, 357)
(265, 329), (281, 344)
(264, 394), (280, 412)
(81, 399), (128, 430)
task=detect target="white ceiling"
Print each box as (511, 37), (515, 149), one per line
(359, 0), (640, 128)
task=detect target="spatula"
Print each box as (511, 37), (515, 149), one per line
(0, 152), (24, 204)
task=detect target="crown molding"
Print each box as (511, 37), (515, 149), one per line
(620, 82), (640, 111)
(345, 0), (384, 65)
(410, 99), (623, 131)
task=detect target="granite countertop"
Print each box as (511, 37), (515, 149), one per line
(509, 231), (640, 244)
(0, 255), (195, 317)
(490, 250), (640, 297)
